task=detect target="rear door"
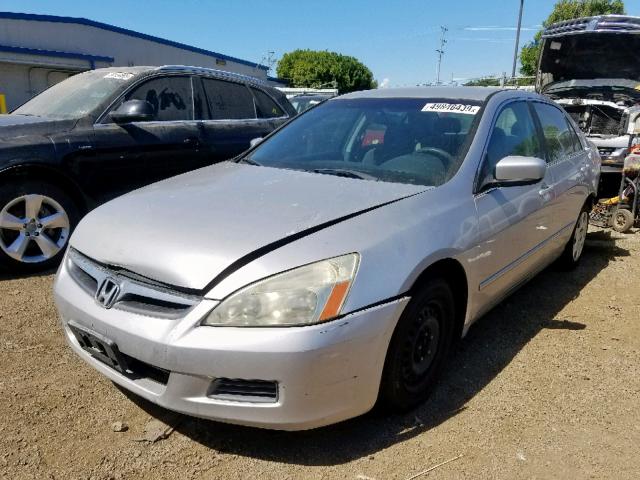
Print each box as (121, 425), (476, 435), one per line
(85, 75), (200, 201)
(530, 101), (586, 250)
(473, 100), (556, 308)
(195, 78), (270, 164)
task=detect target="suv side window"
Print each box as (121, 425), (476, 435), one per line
(251, 87), (285, 118)
(532, 102), (578, 162)
(201, 78), (255, 120)
(479, 101), (542, 186)
(125, 76), (193, 121)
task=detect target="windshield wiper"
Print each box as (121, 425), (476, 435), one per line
(310, 168), (377, 180)
(237, 157), (261, 166)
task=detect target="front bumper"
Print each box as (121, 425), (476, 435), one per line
(53, 257), (409, 430)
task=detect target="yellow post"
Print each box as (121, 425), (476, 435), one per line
(0, 94), (6, 114)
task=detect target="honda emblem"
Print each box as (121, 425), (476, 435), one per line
(95, 277), (120, 309)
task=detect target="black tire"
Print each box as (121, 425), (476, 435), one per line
(611, 208), (634, 233)
(378, 278), (455, 411)
(558, 204), (590, 270)
(0, 181), (80, 273)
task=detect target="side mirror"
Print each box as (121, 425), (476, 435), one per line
(250, 137), (263, 148)
(494, 156), (546, 184)
(110, 100), (155, 123)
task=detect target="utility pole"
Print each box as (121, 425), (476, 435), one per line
(435, 26), (448, 85)
(511, 0), (524, 79)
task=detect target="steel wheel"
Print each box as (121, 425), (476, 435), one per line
(400, 303), (442, 392)
(572, 210), (588, 262)
(0, 194), (70, 264)
(379, 278), (455, 411)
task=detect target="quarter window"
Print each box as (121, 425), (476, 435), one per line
(202, 79), (255, 120)
(532, 102), (579, 162)
(251, 87), (284, 118)
(124, 76), (193, 121)
(480, 101), (542, 185)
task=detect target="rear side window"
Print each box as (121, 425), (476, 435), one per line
(251, 87), (284, 118)
(532, 102), (580, 162)
(125, 76), (193, 121)
(202, 79), (255, 120)
(480, 101), (542, 184)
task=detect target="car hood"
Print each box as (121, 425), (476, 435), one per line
(538, 32), (640, 93)
(70, 162), (427, 291)
(0, 114), (76, 140)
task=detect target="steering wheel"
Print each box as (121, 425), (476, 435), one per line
(415, 147), (454, 174)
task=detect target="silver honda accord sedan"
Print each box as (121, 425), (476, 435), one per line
(53, 87), (600, 430)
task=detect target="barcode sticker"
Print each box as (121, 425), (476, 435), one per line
(422, 103), (480, 115)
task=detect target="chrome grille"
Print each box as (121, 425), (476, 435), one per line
(67, 248), (201, 318)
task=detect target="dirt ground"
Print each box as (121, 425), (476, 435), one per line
(1, 227), (639, 480)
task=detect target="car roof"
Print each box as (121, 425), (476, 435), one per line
(543, 14), (640, 38)
(84, 65), (271, 87)
(337, 86), (503, 101)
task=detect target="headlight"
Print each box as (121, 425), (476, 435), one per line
(203, 253), (359, 327)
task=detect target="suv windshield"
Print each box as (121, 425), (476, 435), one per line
(13, 70), (137, 119)
(247, 97), (482, 186)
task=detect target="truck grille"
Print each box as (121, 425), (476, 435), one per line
(67, 248), (201, 318)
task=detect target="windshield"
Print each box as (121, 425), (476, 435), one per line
(13, 70), (137, 119)
(246, 97), (482, 186)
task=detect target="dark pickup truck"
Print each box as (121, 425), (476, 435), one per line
(0, 65), (295, 271)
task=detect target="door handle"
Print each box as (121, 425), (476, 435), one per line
(538, 184), (553, 201)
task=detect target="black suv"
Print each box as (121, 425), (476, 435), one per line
(0, 65), (295, 271)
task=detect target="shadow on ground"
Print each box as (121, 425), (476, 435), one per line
(123, 232), (629, 466)
(0, 268), (56, 282)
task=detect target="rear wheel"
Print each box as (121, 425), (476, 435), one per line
(611, 208), (634, 233)
(0, 181), (79, 272)
(378, 278), (455, 411)
(558, 205), (589, 270)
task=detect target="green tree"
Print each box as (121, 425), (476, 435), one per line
(276, 49), (375, 93)
(519, 0), (625, 76)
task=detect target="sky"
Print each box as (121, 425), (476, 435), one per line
(4, 0), (640, 86)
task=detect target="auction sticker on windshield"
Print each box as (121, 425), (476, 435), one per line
(422, 103), (480, 115)
(104, 72), (134, 80)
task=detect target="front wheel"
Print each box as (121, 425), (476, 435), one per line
(0, 181), (79, 272)
(378, 278), (455, 411)
(558, 206), (589, 270)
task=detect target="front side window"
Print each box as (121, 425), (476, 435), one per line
(125, 76), (193, 121)
(251, 87), (284, 118)
(202, 79), (255, 120)
(532, 102), (579, 162)
(246, 98), (484, 187)
(479, 101), (543, 186)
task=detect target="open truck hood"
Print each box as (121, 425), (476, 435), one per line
(70, 162), (426, 291)
(538, 15), (640, 94)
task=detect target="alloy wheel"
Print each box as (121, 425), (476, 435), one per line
(0, 194), (70, 263)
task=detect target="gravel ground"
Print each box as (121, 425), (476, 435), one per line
(1, 227), (639, 480)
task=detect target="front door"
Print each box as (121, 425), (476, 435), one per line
(74, 75), (199, 202)
(472, 100), (556, 311)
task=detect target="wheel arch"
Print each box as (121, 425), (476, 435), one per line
(0, 164), (89, 214)
(408, 258), (469, 342)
